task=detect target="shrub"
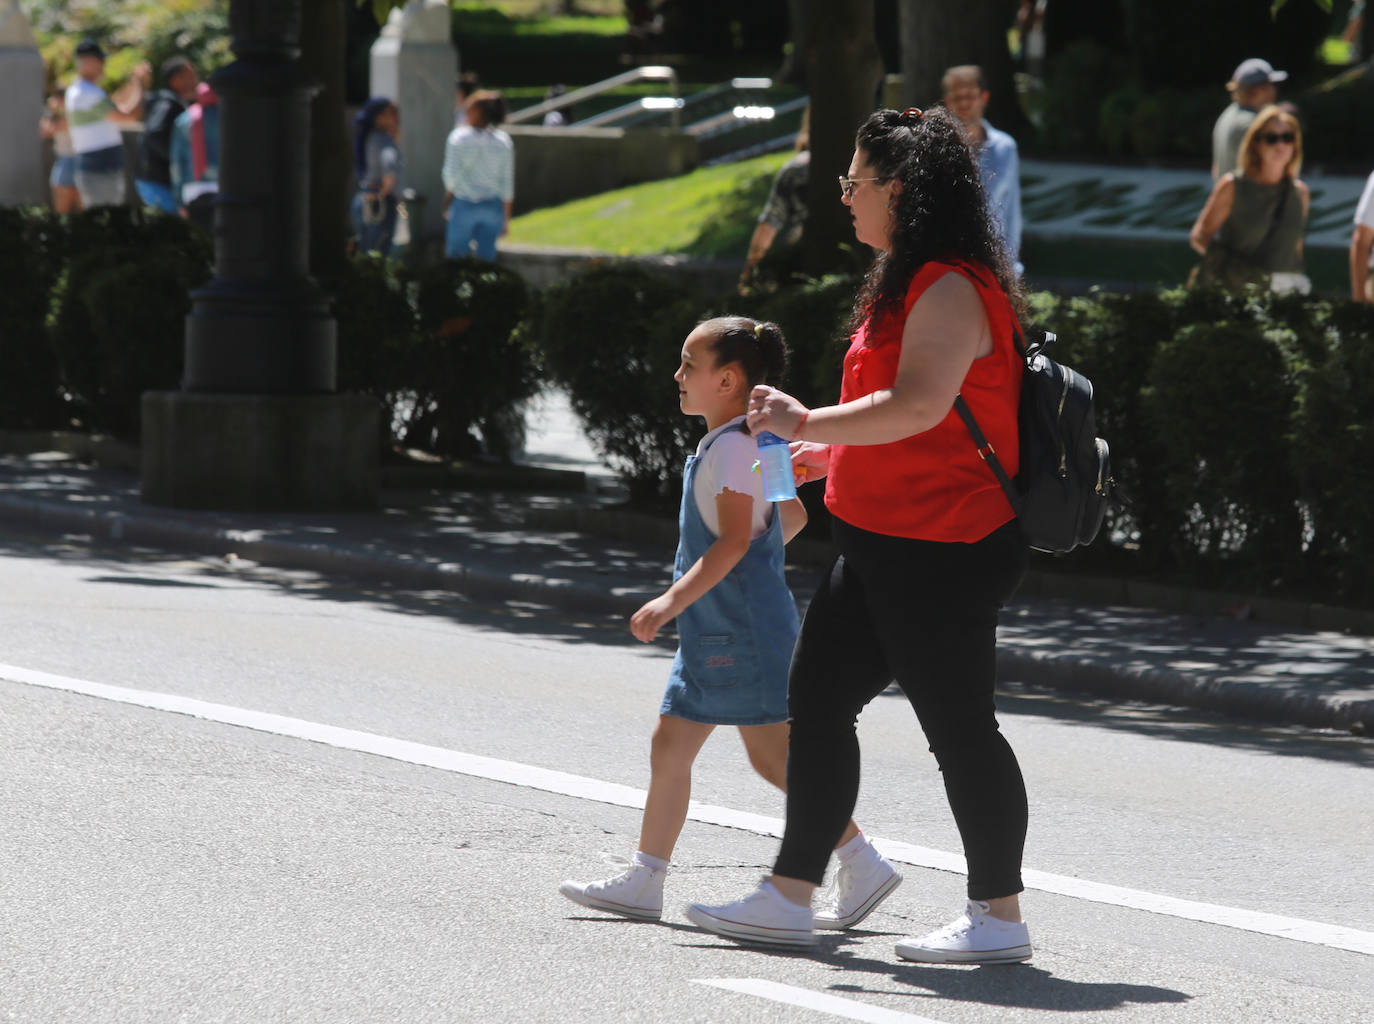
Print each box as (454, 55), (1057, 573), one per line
(1141, 316), (1303, 580)
(408, 259), (537, 460)
(530, 263), (705, 509)
(0, 208), (64, 429)
(45, 208), (211, 438)
(1291, 300), (1374, 601)
(324, 253), (421, 453)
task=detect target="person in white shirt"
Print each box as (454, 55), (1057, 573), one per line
(441, 90), (514, 262)
(64, 39), (147, 209)
(1350, 170), (1374, 302)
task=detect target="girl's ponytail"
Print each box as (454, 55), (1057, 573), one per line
(699, 315), (789, 389)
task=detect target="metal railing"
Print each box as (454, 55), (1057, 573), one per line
(507, 66), (680, 129)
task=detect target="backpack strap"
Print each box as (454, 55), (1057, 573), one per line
(953, 395), (1022, 515)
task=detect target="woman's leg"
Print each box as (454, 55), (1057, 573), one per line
(53, 186), (80, 215)
(470, 199), (503, 262)
(637, 714), (715, 861)
(860, 522), (1030, 907)
(769, 552), (895, 901)
(445, 198), (473, 259)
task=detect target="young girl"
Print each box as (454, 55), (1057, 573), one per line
(560, 316), (901, 933)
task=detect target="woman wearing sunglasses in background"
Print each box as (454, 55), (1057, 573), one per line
(1189, 105), (1310, 294)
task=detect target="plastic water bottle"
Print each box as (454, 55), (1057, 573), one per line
(756, 431), (797, 502)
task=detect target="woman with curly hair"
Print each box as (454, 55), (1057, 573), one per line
(685, 107), (1034, 965)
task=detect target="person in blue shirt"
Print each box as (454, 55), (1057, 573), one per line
(169, 83), (220, 230)
(942, 65), (1022, 276)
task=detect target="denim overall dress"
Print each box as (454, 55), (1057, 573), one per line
(660, 425), (800, 726)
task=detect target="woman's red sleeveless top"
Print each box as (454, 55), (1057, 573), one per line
(824, 259), (1022, 542)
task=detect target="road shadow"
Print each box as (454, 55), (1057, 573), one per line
(873, 680), (1374, 767)
(674, 931), (1192, 1012)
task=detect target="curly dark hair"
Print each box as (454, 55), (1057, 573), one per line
(849, 107), (1024, 335)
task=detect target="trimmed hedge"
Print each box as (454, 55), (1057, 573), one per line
(0, 208), (65, 429)
(3, 211), (536, 462)
(532, 264), (1374, 606)
(527, 263), (704, 509)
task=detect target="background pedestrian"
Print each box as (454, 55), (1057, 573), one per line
(1212, 58), (1286, 180)
(351, 96), (403, 256)
(441, 90), (513, 262)
(65, 39), (148, 210)
(39, 88), (80, 215)
(1190, 104), (1309, 294)
(942, 65), (1022, 275)
(135, 56), (198, 214)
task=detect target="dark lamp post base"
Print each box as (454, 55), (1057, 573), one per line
(141, 392), (379, 512)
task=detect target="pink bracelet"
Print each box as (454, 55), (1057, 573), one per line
(791, 410), (810, 441)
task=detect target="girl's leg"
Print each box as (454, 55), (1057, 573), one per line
(638, 714), (715, 861)
(737, 722), (861, 846)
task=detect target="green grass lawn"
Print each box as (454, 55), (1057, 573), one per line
(506, 152), (788, 259)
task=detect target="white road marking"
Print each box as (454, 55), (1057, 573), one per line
(695, 978), (952, 1024)
(6, 661), (1373, 958)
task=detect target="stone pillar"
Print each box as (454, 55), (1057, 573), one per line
(142, 0), (378, 512)
(0, 0), (46, 207)
(369, 0), (458, 246)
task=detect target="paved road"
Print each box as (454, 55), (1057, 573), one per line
(1, 539), (1371, 1023)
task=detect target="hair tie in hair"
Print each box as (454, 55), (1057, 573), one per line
(900, 107), (924, 127)
(754, 322), (764, 338)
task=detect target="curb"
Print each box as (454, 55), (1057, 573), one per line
(3, 492), (1371, 735)
(995, 650), (1374, 735)
(0, 494), (648, 618)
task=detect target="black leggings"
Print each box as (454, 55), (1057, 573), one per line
(773, 516), (1029, 899)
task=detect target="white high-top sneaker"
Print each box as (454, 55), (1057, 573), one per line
(813, 848), (903, 930)
(559, 856), (665, 921)
(894, 900), (1032, 964)
(685, 880), (815, 947)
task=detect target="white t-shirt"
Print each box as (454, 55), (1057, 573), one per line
(65, 77), (122, 154)
(692, 416), (773, 539)
(1355, 171), (1374, 268)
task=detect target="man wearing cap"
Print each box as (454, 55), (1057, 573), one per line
(1212, 58), (1287, 180)
(64, 39), (148, 209)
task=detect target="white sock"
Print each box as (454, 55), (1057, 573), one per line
(633, 850), (669, 872)
(836, 831), (872, 863)
(761, 880), (810, 911)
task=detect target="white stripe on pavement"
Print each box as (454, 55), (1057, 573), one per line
(5, 661), (1372, 958)
(695, 978), (952, 1024)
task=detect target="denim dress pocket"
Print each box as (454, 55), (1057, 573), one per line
(692, 633), (739, 689)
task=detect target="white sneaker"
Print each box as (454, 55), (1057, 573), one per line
(813, 850), (903, 930)
(559, 855), (664, 921)
(894, 901), (1032, 964)
(686, 880), (816, 947)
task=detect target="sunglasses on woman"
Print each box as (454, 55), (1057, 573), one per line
(1261, 131), (1296, 146)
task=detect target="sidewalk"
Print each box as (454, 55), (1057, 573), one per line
(2, 389), (1372, 736)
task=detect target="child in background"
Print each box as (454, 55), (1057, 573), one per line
(560, 316), (901, 931)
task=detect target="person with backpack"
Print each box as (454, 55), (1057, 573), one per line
(685, 107), (1035, 964)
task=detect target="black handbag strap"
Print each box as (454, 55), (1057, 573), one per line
(1255, 174), (1293, 256)
(953, 394), (1022, 515)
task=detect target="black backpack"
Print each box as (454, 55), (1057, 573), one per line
(954, 329), (1113, 554)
